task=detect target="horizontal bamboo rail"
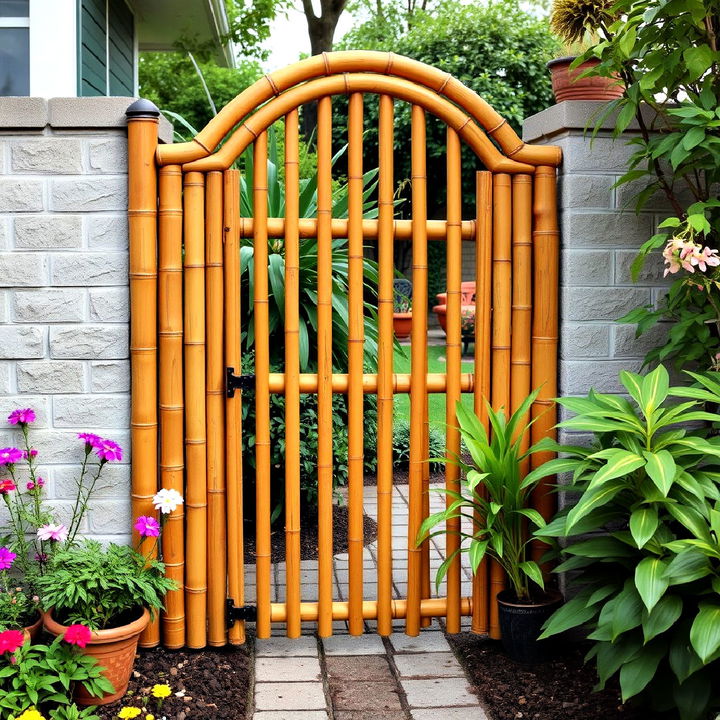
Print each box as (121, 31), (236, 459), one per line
(269, 597), (473, 623)
(238, 217), (478, 240)
(157, 51), (560, 168)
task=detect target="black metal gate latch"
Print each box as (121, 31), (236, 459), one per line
(226, 367), (255, 398)
(226, 598), (257, 627)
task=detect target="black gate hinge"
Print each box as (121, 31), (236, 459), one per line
(226, 598), (257, 626)
(226, 367), (255, 397)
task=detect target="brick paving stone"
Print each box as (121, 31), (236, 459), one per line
(334, 713), (406, 720)
(401, 678), (478, 708)
(254, 681), (327, 711)
(256, 636), (319, 657)
(330, 680), (403, 712)
(394, 652), (465, 678)
(390, 631), (452, 653)
(253, 713), (329, 720)
(411, 709), (489, 720)
(255, 656), (323, 682)
(325, 655), (394, 682)
(322, 633), (386, 655)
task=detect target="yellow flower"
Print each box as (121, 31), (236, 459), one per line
(151, 683), (172, 699)
(15, 711), (46, 720)
(117, 709), (142, 719)
(146, 716), (155, 720)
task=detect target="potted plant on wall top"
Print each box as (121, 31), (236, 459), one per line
(548, 0), (624, 102)
(420, 391), (562, 663)
(393, 277), (413, 339)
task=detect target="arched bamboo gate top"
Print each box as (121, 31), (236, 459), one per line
(156, 50), (561, 170)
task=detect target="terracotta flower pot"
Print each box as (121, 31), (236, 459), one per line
(548, 56), (624, 102)
(24, 611), (43, 643)
(44, 607), (150, 706)
(393, 311), (412, 339)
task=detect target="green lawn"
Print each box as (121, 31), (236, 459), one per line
(393, 345), (475, 430)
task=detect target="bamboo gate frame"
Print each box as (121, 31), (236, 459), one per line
(126, 51), (561, 649)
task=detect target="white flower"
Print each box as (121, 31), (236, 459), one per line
(153, 488), (184, 514)
(37, 523), (68, 542)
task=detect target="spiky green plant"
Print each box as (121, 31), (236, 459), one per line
(549, 0), (615, 45)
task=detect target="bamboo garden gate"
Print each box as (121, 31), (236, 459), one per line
(126, 51), (562, 650)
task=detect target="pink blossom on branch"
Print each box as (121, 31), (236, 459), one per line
(663, 237), (720, 276)
(0, 546), (16, 570)
(37, 523), (68, 542)
(8, 408), (35, 425)
(134, 515), (160, 537)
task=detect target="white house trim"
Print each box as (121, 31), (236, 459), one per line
(28, 0), (76, 97)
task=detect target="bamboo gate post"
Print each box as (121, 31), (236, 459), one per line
(139, 51), (562, 646)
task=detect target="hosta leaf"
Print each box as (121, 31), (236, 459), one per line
(642, 594), (682, 643)
(619, 640), (667, 701)
(690, 603), (720, 662)
(612, 585), (644, 640)
(635, 557), (669, 612)
(640, 365), (669, 415)
(538, 591), (595, 639)
(588, 450), (645, 488)
(670, 626), (704, 683)
(629, 507), (659, 548)
(565, 479), (625, 534)
(643, 450), (677, 496)
(663, 549), (711, 585)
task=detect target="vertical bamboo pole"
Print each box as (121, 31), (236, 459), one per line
(420, 346), (431, 630)
(444, 128), (462, 634)
(347, 92), (365, 636)
(317, 95), (334, 638)
(376, 94), (395, 637)
(158, 164), (185, 648)
(511, 175), (533, 476)
(489, 172), (512, 640)
(184, 170), (208, 649)
(530, 167), (559, 563)
(224, 170), (246, 645)
(206, 171), (227, 646)
(472, 171), (492, 635)
(254, 132), (272, 639)
(127, 101), (159, 648)
(406, 105), (428, 637)
(284, 109), (302, 639)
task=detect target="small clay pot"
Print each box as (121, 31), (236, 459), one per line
(548, 57), (624, 102)
(44, 606), (150, 706)
(24, 611), (43, 643)
(393, 311), (412, 339)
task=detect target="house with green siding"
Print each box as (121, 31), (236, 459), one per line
(0, 0), (234, 97)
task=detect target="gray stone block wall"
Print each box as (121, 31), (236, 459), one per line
(0, 97), (170, 545)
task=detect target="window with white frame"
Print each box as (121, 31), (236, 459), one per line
(0, 0), (30, 96)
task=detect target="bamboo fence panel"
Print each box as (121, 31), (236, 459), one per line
(347, 92), (365, 636)
(128, 112), (159, 648)
(406, 104), (428, 637)
(420, 353), (431, 630)
(471, 171), (493, 635)
(531, 166), (560, 563)
(444, 128), (463, 634)
(183, 171), (208, 649)
(284, 109), (302, 639)
(253, 132), (272, 639)
(224, 170), (245, 645)
(316, 95), (334, 638)
(205, 171), (227, 646)
(158, 165), (185, 648)
(376, 93), (395, 637)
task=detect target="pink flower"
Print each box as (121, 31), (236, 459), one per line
(34, 552), (48, 563)
(134, 515), (160, 537)
(26, 481), (34, 490)
(0, 629), (24, 654)
(78, 432), (102, 449)
(0, 547), (16, 571)
(8, 408), (35, 425)
(36, 523), (68, 542)
(0, 448), (23, 465)
(22, 449), (37, 460)
(64, 624), (92, 648)
(95, 438), (123, 463)
(0, 479), (16, 494)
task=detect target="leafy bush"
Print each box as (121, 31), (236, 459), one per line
(392, 419), (446, 474)
(36, 541), (175, 630)
(537, 365), (720, 720)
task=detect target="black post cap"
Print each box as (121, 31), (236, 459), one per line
(126, 98), (160, 119)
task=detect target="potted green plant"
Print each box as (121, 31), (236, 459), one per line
(548, 0), (623, 102)
(0, 547), (41, 642)
(393, 277), (413, 339)
(420, 390), (561, 663)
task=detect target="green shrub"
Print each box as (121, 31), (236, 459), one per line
(536, 365), (720, 720)
(392, 419), (446, 474)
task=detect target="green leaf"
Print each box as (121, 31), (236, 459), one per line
(589, 450), (645, 488)
(538, 591), (596, 639)
(640, 364), (669, 415)
(612, 585), (644, 640)
(565, 479), (625, 534)
(663, 550), (711, 585)
(684, 45), (714, 82)
(683, 126), (706, 151)
(642, 594), (682, 643)
(690, 603), (720, 662)
(629, 507), (659, 548)
(643, 449), (677, 496)
(619, 640), (666, 701)
(519, 561), (545, 590)
(635, 557), (669, 612)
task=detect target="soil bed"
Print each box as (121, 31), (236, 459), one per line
(96, 644), (252, 720)
(448, 634), (646, 720)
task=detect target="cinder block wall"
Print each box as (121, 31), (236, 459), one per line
(522, 101), (671, 404)
(0, 98), (171, 544)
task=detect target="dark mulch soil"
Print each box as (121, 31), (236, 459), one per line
(244, 503), (378, 563)
(448, 634), (648, 720)
(96, 645), (252, 720)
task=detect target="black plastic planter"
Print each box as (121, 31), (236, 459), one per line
(497, 590), (563, 664)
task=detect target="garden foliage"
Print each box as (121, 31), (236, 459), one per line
(537, 366), (720, 719)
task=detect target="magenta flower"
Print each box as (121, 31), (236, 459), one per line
(95, 438), (123, 462)
(64, 624), (92, 648)
(0, 479), (15, 494)
(37, 523), (68, 542)
(78, 432), (102, 449)
(34, 552), (48, 563)
(134, 515), (160, 538)
(8, 408), (35, 425)
(22, 449), (37, 460)
(36, 477), (45, 487)
(0, 547), (16, 571)
(26, 481), (34, 490)
(0, 448), (23, 465)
